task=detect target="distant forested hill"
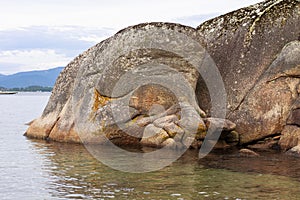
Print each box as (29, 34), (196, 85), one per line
(0, 67), (63, 88)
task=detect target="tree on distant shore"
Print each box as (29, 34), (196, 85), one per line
(0, 85), (53, 92)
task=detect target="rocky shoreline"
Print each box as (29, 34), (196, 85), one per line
(25, 0), (300, 157)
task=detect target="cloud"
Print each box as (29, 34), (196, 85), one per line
(0, 0), (263, 30)
(0, 11), (229, 75)
(172, 13), (221, 28)
(0, 26), (115, 74)
(0, 26), (115, 52)
(0, 49), (72, 75)
(0, 0), (263, 74)
(78, 35), (110, 43)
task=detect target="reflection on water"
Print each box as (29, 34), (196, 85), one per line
(1, 92), (300, 200)
(30, 139), (300, 200)
(199, 148), (300, 178)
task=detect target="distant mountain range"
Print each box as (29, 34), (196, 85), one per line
(0, 67), (63, 88)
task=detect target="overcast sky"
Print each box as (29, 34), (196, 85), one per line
(0, 0), (262, 75)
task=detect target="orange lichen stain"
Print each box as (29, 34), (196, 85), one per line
(92, 88), (112, 112)
(198, 123), (207, 132)
(90, 89), (114, 122)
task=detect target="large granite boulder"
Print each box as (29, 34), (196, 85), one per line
(25, 23), (218, 149)
(26, 0), (300, 151)
(196, 0), (300, 145)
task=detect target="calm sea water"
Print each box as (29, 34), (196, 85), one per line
(1, 92), (300, 200)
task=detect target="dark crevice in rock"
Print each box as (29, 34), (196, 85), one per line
(229, 41), (300, 116)
(228, 60), (272, 115)
(228, 51), (280, 116)
(267, 74), (300, 83)
(136, 104), (181, 127)
(240, 132), (281, 147)
(45, 117), (60, 140)
(286, 123), (300, 128)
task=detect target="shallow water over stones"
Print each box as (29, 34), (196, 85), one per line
(1, 93), (300, 200)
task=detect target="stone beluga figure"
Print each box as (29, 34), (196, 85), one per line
(25, 0), (300, 154)
(25, 22), (232, 149)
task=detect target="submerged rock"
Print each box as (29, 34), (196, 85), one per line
(239, 148), (260, 157)
(25, 23), (213, 148)
(247, 136), (280, 151)
(25, 0), (300, 151)
(286, 145), (300, 157)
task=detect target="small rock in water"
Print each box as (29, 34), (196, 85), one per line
(198, 191), (207, 195)
(239, 148), (260, 157)
(103, 191), (115, 195)
(286, 145), (300, 157)
(170, 193), (181, 197)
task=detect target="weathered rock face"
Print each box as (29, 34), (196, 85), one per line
(25, 49), (91, 142)
(26, 0), (300, 151)
(196, 0), (300, 145)
(25, 23), (216, 148)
